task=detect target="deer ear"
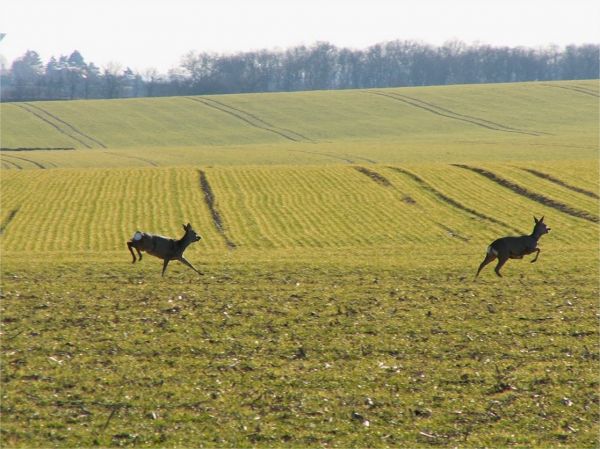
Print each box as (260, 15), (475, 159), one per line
(534, 216), (539, 223)
(540, 216), (544, 222)
(182, 224), (187, 231)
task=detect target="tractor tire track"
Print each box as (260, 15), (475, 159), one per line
(24, 103), (107, 148)
(435, 221), (470, 242)
(1, 153), (47, 169)
(541, 83), (599, 98)
(354, 165), (416, 202)
(394, 93), (550, 135)
(200, 97), (314, 142)
(288, 150), (377, 164)
(104, 152), (159, 167)
(568, 84), (599, 96)
(387, 166), (521, 234)
(186, 96), (310, 143)
(286, 149), (355, 163)
(1, 147), (75, 151)
(518, 167), (599, 199)
(0, 208), (19, 235)
(198, 170), (236, 249)
(453, 164), (599, 224)
(354, 166), (393, 187)
(348, 154), (378, 164)
(367, 91), (546, 136)
(0, 158), (22, 169)
(15, 104), (93, 149)
(353, 165), (477, 242)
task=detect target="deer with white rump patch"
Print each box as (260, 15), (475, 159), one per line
(475, 216), (550, 278)
(127, 223), (203, 277)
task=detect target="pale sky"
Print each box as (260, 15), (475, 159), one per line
(1, 0), (598, 73)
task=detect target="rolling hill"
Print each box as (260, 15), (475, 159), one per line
(1, 80), (598, 169)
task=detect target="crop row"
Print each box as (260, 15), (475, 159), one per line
(1, 162), (596, 256)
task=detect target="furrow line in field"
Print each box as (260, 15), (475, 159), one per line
(298, 169), (359, 246)
(518, 168), (599, 199)
(285, 169), (343, 247)
(453, 164), (599, 224)
(1, 153), (47, 169)
(24, 103), (108, 148)
(149, 170), (167, 232)
(104, 151), (159, 167)
(367, 91), (544, 136)
(35, 173), (79, 251)
(244, 172), (290, 248)
(85, 174), (100, 250)
(198, 170), (236, 249)
(100, 174), (119, 252)
(541, 83), (600, 98)
(15, 104), (93, 149)
(387, 166), (521, 234)
(81, 171), (111, 251)
(185, 97), (303, 142)
(264, 176), (303, 247)
(0, 208), (19, 235)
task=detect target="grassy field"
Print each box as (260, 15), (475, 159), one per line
(1, 80), (598, 168)
(1, 80), (599, 448)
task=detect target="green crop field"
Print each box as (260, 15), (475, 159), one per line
(1, 80), (598, 448)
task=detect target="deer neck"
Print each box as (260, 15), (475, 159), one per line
(530, 226), (544, 241)
(177, 233), (195, 251)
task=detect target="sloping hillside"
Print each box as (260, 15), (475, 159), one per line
(1, 80), (597, 168)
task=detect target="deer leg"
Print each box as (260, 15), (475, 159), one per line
(136, 248), (143, 261)
(530, 248), (541, 263)
(127, 242), (137, 263)
(475, 252), (496, 278)
(161, 259), (170, 277)
(494, 256), (508, 277)
(179, 256), (203, 276)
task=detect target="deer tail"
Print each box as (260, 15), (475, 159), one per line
(486, 245), (498, 257)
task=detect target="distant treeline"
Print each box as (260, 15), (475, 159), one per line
(1, 40), (598, 101)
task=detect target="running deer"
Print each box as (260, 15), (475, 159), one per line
(127, 223), (203, 277)
(475, 216), (550, 278)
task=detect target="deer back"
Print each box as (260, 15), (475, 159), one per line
(133, 232), (177, 258)
(491, 235), (536, 257)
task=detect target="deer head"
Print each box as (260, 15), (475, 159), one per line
(183, 223), (202, 242)
(533, 216), (551, 236)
